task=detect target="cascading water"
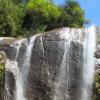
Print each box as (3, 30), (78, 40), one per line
(4, 35), (38, 100)
(4, 40), (24, 100)
(15, 35), (38, 100)
(54, 26), (96, 100)
(54, 40), (71, 100)
(81, 26), (96, 100)
(54, 28), (84, 100)
(14, 40), (26, 100)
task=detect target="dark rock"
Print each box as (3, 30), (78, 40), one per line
(4, 70), (15, 100)
(95, 50), (100, 59)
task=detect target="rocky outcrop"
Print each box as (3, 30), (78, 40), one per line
(0, 28), (84, 100)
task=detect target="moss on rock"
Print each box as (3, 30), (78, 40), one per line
(0, 52), (5, 99)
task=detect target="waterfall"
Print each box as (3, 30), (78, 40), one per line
(54, 26), (96, 100)
(2, 26), (96, 100)
(4, 35), (38, 100)
(4, 40), (24, 100)
(81, 26), (96, 100)
(15, 35), (38, 100)
(54, 40), (71, 100)
(54, 28), (84, 100)
(14, 40), (26, 100)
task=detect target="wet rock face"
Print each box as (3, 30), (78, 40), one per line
(27, 33), (83, 100)
(67, 42), (83, 100)
(4, 71), (16, 100)
(28, 35), (65, 100)
(0, 28), (83, 100)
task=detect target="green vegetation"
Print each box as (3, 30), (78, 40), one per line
(94, 72), (100, 100)
(0, 63), (4, 98)
(23, 0), (61, 35)
(0, 0), (88, 37)
(0, 64), (4, 84)
(62, 0), (86, 27)
(0, 0), (25, 37)
(0, 53), (4, 83)
(0, 52), (5, 99)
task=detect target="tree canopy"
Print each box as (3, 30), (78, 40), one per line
(63, 0), (85, 27)
(0, 0), (25, 36)
(0, 0), (88, 37)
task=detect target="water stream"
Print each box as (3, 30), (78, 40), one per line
(81, 26), (96, 100)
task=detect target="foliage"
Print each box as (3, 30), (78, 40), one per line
(21, 0), (61, 35)
(45, 0), (87, 31)
(0, 0), (88, 37)
(94, 72), (100, 100)
(62, 0), (86, 28)
(0, 64), (4, 81)
(0, 0), (25, 37)
(0, 53), (4, 84)
(0, 53), (4, 98)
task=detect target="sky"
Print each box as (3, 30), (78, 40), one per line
(53, 0), (100, 26)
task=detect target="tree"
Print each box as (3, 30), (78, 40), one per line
(45, 0), (87, 31)
(0, 0), (25, 37)
(22, 0), (61, 34)
(0, 0), (88, 37)
(62, 0), (86, 27)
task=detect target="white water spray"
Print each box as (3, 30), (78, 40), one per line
(54, 40), (71, 100)
(82, 25), (96, 100)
